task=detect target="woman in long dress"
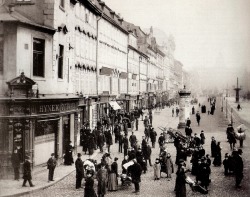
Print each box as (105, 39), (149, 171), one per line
(213, 142), (222, 166)
(107, 158), (118, 191)
(96, 164), (108, 197)
(84, 171), (97, 197)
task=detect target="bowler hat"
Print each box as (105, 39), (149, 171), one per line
(51, 153), (55, 156)
(77, 153), (82, 157)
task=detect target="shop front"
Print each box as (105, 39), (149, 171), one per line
(0, 74), (80, 179)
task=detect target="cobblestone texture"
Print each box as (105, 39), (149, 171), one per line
(15, 97), (250, 197)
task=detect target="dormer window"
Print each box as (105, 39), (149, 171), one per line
(110, 10), (115, 19)
(118, 17), (123, 25)
(99, 1), (105, 10)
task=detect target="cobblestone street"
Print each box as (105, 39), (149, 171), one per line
(18, 98), (250, 197)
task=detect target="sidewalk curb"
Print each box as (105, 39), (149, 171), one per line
(1, 150), (100, 197)
(1, 168), (76, 197)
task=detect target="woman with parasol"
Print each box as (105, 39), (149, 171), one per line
(235, 124), (247, 148)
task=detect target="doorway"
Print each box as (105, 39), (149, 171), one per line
(62, 115), (70, 154)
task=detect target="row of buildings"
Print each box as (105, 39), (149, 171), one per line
(0, 0), (189, 178)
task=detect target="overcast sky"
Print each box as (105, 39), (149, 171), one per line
(104, 0), (250, 73)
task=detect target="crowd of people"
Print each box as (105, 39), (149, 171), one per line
(10, 97), (247, 197)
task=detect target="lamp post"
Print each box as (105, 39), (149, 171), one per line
(234, 77), (242, 103)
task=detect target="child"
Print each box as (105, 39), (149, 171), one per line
(153, 158), (161, 180)
(223, 153), (229, 176)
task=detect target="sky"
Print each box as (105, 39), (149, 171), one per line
(104, 0), (250, 74)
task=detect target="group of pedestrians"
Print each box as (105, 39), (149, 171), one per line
(9, 97), (247, 197)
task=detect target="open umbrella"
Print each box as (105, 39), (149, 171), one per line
(237, 124), (248, 132)
(235, 124), (247, 140)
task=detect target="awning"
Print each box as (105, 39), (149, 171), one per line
(132, 74), (137, 80)
(100, 67), (113, 76)
(109, 101), (121, 110)
(120, 72), (128, 79)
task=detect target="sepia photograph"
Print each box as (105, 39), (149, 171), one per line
(0, 0), (249, 196)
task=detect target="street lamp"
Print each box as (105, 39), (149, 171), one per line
(234, 77), (242, 103)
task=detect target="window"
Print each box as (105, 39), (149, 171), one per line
(85, 10), (89, 23)
(0, 34), (3, 72)
(60, 0), (65, 8)
(16, 0), (31, 2)
(58, 45), (64, 79)
(33, 38), (45, 77)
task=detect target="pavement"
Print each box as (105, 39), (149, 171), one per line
(0, 96), (249, 197)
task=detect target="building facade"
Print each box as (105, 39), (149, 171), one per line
(0, 0), (187, 179)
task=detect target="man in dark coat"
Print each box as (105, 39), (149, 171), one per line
(75, 153), (84, 189)
(105, 130), (113, 153)
(118, 133), (124, 153)
(92, 126), (99, 149)
(186, 118), (191, 127)
(123, 135), (129, 157)
(128, 159), (142, 194)
(64, 141), (74, 165)
(143, 142), (152, 166)
(185, 126), (192, 137)
(199, 157), (210, 190)
(149, 128), (157, 148)
(11, 149), (21, 181)
(47, 153), (57, 182)
(211, 136), (217, 158)
(149, 113), (153, 125)
(113, 124), (120, 143)
(200, 130), (206, 145)
(234, 149), (244, 188)
(135, 118), (139, 131)
(88, 131), (96, 155)
(129, 132), (137, 149)
(196, 111), (201, 126)
(144, 125), (150, 142)
(158, 133), (165, 148)
(143, 116), (149, 128)
(194, 133), (201, 147)
(22, 156), (34, 187)
(175, 160), (187, 197)
(82, 124), (90, 154)
(226, 124), (236, 150)
(97, 130), (105, 153)
(141, 136), (147, 150)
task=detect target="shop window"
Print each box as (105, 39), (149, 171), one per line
(58, 44), (64, 79)
(35, 120), (57, 137)
(33, 38), (45, 77)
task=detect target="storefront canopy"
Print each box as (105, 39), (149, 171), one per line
(109, 101), (121, 110)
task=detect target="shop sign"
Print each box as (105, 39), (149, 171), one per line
(37, 102), (77, 113)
